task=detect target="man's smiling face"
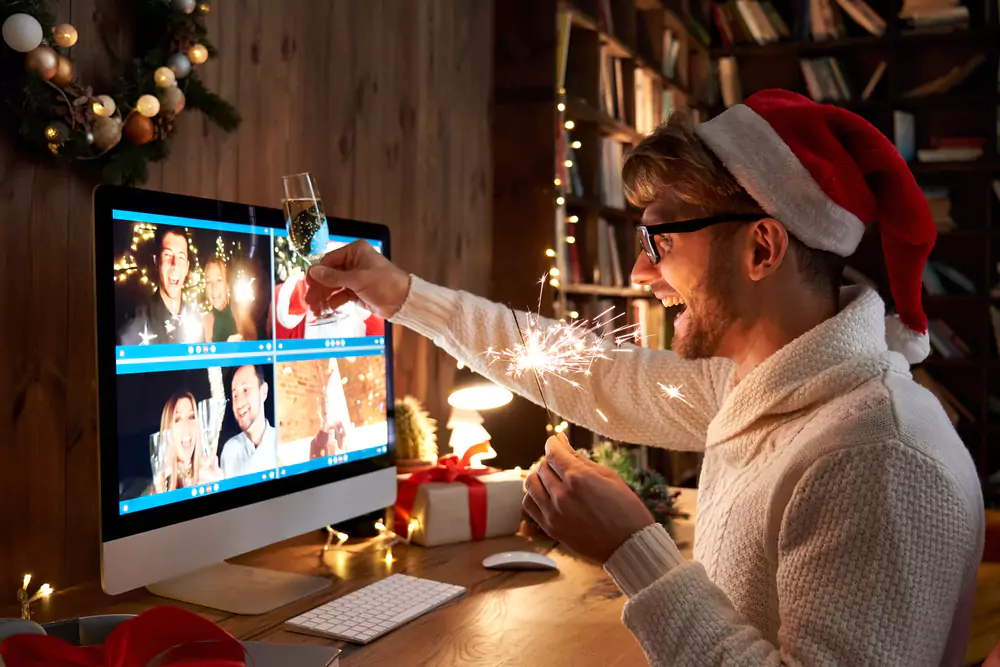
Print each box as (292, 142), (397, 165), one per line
(158, 231), (190, 301)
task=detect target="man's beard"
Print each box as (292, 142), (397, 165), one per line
(671, 250), (738, 360)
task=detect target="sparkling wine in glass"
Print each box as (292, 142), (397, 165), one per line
(282, 172), (331, 265)
(149, 431), (174, 494)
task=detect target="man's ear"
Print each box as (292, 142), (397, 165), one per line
(260, 381), (269, 404)
(746, 218), (788, 282)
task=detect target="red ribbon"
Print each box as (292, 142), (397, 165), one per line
(394, 443), (498, 541)
(0, 606), (246, 667)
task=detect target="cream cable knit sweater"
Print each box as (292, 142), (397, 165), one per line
(391, 277), (985, 667)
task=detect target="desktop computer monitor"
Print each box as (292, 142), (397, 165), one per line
(93, 185), (396, 613)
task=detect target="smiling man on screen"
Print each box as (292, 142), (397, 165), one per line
(304, 90), (984, 666)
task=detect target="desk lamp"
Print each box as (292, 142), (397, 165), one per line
(446, 366), (512, 467)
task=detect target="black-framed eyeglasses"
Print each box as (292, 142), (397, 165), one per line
(636, 213), (766, 265)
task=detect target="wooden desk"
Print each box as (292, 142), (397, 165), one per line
(1, 532), (648, 666)
(3, 515), (997, 666)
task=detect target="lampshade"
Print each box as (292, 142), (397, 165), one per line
(447, 367), (512, 411)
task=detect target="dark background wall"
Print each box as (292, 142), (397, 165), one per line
(0, 0), (493, 594)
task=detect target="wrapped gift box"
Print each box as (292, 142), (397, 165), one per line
(396, 469), (525, 547)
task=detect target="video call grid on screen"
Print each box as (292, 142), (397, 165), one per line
(111, 208), (390, 517)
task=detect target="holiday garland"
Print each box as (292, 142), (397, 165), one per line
(0, 0), (240, 185)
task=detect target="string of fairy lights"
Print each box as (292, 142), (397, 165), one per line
(112, 222), (253, 315)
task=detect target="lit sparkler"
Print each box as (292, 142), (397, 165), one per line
(658, 382), (693, 407)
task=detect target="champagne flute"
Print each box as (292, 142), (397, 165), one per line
(149, 431), (174, 494)
(282, 172), (335, 322)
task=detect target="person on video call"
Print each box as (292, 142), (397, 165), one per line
(120, 227), (203, 346)
(201, 257), (255, 343)
(219, 365), (276, 478)
(154, 391), (222, 493)
(304, 90), (984, 666)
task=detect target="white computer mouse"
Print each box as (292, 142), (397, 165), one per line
(482, 551), (558, 571)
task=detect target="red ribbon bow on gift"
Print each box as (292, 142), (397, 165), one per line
(0, 606), (247, 667)
(394, 443), (498, 541)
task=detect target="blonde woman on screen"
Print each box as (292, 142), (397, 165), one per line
(154, 392), (223, 492)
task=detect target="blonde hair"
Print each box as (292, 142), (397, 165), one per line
(159, 392), (203, 490)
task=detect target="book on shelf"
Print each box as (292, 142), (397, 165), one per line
(594, 218), (611, 286)
(893, 111), (916, 162)
(634, 67), (658, 136)
(600, 49), (627, 122)
(922, 187), (956, 232)
(917, 147), (984, 163)
(927, 318), (972, 358)
(599, 138), (626, 209)
(902, 54), (985, 98)
(614, 58), (626, 123)
(861, 61), (887, 100)
(898, 0), (970, 28)
(990, 305), (1000, 358)
(834, 0), (886, 34)
(717, 57), (742, 107)
(911, 367), (975, 425)
(923, 261), (976, 294)
(556, 10), (573, 93)
(632, 299), (668, 350)
(713, 0), (789, 44)
(606, 220), (625, 288)
(800, 58), (853, 101)
(662, 30), (682, 79)
(598, 0), (615, 35)
(597, 298), (616, 338)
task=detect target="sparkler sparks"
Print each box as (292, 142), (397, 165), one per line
(658, 383), (693, 407)
(595, 408), (609, 422)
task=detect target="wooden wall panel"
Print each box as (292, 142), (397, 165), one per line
(0, 0), (493, 595)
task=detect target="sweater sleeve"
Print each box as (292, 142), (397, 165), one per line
(603, 442), (980, 667)
(390, 276), (733, 450)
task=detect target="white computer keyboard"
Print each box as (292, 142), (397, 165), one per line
(285, 574), (466, 644)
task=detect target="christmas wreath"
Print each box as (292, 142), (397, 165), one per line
(0, 0), (240, 185)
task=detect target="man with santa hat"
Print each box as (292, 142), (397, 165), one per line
(305, 90), (984, 666)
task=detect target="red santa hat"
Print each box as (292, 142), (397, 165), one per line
(694, 89), (935, 364)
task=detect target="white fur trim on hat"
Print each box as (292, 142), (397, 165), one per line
(695, 104), (866, 257)
(885, 314), (930, 364)
(276, 273), (306, 330)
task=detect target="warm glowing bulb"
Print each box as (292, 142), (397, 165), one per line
(384, 550), (395, 565)
(549, 268), (560, 277)
(22, 574), (31, 590)
(572, 140), (582, 149)
(549, 278), (560, 287)
(554, 178), (562, 186)
(514, 466), (522, 475)
(154, 66), (176, 88)
(564, 120), (575, 130)
(407, 518), (419, 541)
(570, 310), (579, 318)
(197, 2), (210, 12)
(374, 520), (387, 533)
(557, 102), (566, 111)
(545, 248), (556, 258)
(456, 360), (465, 370)
(92, 94), (115, 117)
(39, 584), (52, 597)
(556, 196), (565, 206)
(52, 24), (78, 47)
(564, 159), (573, 168)
(136, 94), (160, 117)
(44, 126), (58, 140)
(335, 531), (348, 545)
(187, 44), (209, 65)
(566, 235), (576, 244)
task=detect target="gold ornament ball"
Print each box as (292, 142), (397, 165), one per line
(24, 45), (58, 80)
(158, 85), (186, 119)
(51, 55), (75, 88)
(187, 44), (208, 65)
(153, 66), (176, 88)
(124, 112), (155, 145)
(44, 121), (70, 144)
(92, 116), (122, 150)
(92, 94), (116, 117)
(136, 94), (161, 118)
(52, 23), (78, 48)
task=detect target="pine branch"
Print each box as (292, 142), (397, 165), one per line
(184, 74), (241, 132)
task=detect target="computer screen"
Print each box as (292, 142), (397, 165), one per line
(95, 187), (395, 543)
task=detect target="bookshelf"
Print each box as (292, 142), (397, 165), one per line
(704, 0), (1000, 505)
(495, 0), (712, 484)
(495, 0), (1000, 502)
